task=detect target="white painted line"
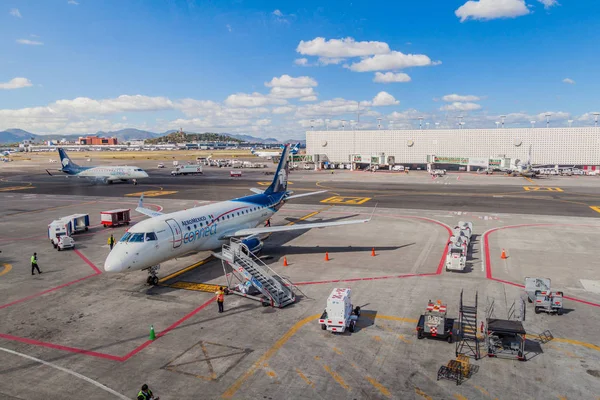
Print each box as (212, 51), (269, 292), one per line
(0, 347), (130, 400)
(481, 260), (484, 272)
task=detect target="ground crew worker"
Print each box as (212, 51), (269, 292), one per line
(216, 287), (225, 313)
(31, 252), (41, 275)
(137, 384), (159, 400)
(108, 234), (115, 250)
(264, 219), (271, 227)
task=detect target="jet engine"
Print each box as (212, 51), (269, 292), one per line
(241, 237), (264, 254)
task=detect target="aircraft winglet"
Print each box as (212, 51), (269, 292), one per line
(135, 194), (164, 218)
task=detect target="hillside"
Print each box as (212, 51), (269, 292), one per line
(145, 131), (243, 144)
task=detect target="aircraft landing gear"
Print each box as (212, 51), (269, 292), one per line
(132, 179), (138, 185)
(146, 265), (160, 286)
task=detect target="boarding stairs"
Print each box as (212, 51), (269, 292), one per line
(455, 290), (481, 360)
(214, 238), (297, 308)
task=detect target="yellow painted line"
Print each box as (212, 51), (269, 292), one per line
(322, 365), (350, 391)
(363, 312), (418, 324)
(286, 206), (333, 227)
(523, 186), (564, 192)
(295, 368), (315, 388)
(167, 281), (221, 292)
(523, 176), (536, 184)
(0, 263), (12, 277)
(157, 256), (214, 283)
(332, 347), (343, 355)
(415, 387), (432, 400)
(378, 323), (412, 343)
(125, 190), (177, 197)
(454, 395), (468, 400)
(473, 385), (489, 397)
(366, 376), (391, 398)
(321, 195), (371, 205)
(222, 313), (320, 399)
(0, 186), (35, 192)
(558, 397), (567, 400)
(590, 206), (600, 214)
(373, 335), (382, 342)
(528, 335), (600, 352)
(265, 369), (277, 378)
(547, 343), (577, 358)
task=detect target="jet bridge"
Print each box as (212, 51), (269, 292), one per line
(213, 238), (297, 308)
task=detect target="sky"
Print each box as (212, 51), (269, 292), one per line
(1, 0), (599, 139)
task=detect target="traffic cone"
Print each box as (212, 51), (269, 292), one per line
(283, 257), (289, 267)
(371, 247), (376, 257)
(324, 252), (330, 261)
(501, 249), (507, 259)
(149, 325), (156, 341)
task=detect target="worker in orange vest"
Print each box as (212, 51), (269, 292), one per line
(215, 287), (225, 313)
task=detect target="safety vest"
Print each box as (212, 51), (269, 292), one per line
(137, 389), (152, 400)
(216, 291), (224, 302)
(108, 236), (114, 245)
(31, 255), (37, 264)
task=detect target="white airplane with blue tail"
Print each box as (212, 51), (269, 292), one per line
(104, 144), (370, 284)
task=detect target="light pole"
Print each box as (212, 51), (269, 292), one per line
(500, 115), (506, 129)
(545, 113), (551, 128)
(418, 116), (424, 130)
(530, 121), (536, 128)
(389, 120), (394, 130)
(325, 119), (330, 131)
(377, 118), (382, 130)
(594, 113), (600, 128)
(341, 120), (346, 130)
(310, 119), (314, 131)
(495, 121), (500, 129)
(457, 115), (464, 129)
(350, 119), (355, 131)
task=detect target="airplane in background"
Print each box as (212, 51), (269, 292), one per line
(46, 148), (149, 184)
(251, 143), (300, 158)
(104, 144), (370, 284)
(503, 145), (540, 178)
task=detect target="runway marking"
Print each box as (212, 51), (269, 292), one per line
(322, 364), (350, 391)
(523, 176), (537, 184)
(590, 206), (600, 214)
(167, 281), (221, 292)
(295, 368), (315, 388)
(158, 256), (214, 283)
(320, 196), (371, 205)
(0, 186), (35, 192)
(125, 190), (178, 197)
(0, 263), (12, 277)
(415, 387), (432, 400)
(454, 395), (468, 400)
(0, 347), (130, 400)
(523, 187), (564, 192)
(366, 376), (391, 398)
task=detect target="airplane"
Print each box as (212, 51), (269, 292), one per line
(502, 145), (540, 178)
(46, 148), (149, 184)
(251, 143), (300, 158)
(104, 144), (370, 284)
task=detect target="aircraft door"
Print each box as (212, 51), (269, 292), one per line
(165, 219), (183, 248)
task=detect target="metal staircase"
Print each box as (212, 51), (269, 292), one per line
(456, 290), (481, 360)
(214, 238), (296, 308)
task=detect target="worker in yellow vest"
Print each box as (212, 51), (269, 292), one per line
(107, 234), (115, 250)
(137, 384), (159, 400)
(31, 252), (42, 275)
(215, 287), (225, 313)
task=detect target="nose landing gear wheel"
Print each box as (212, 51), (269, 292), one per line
(151, 276), (159, 286)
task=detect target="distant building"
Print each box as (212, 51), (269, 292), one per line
(127, 139), (145, 146)
(78, 136), (118, 145)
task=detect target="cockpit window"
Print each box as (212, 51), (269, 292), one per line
(128, 233), (145, 242)
(120, 232), (132, 242)
(146, 232), (157, 241)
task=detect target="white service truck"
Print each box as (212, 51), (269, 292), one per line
(171, 164), (203, 175)
(445, 221), (473, 272)
(318, 288), (361, 333)
(61, 214), (90, 233)
(48, 219), (75, 250)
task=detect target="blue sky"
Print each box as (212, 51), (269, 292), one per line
(1, 0), (599, 138)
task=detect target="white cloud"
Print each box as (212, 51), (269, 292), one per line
(272, 9), (293, 24)
(0, 77), (33, 90)
(294, 58), (308, 66)
(53, 95), (174, 114)
(442, 94), (481, 102)
(299, 95), (317, 102)
(577, 112), (600, 122)
(226, 24), (232, 32)
(295, 98), (371, 118)
(272, 106), (295, 114)
(388, 109), (427, 121)
(10, 8), (22, 18)
(273, 9), (283, 17)
(455, 0), (530, 22)
(67, 0), (79, 5)
(348, 51), (434, 72)
(562, 78), (575, 85)
(318, 57), (345, 65)
(255, 119), (271, 126)
(296, 37), (390, 58)
(224, 92), (287, 107)
(373, 72), (411, 83)
(265, 75), (317, 88)
(17, 39), (44, 46)
(269, 87), (316, 99)
(538, 0), (559, 9)
(440, 102), (482, 111)
(372, 91), (399, 106)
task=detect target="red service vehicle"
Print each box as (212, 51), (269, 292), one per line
(230, 170), (242, 177)
(101, 209), (131, 227)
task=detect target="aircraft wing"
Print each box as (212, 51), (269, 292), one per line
(285, 190), (327, 200)
(136, 194), (164, 218)
(219, 217), (370, 239)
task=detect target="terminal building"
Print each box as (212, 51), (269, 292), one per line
(306, 127), (600, 170)
(78, 136), (118, 145)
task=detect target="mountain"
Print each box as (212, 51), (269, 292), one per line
(146, 131), (244, 144)
(0, 129), (38, 143)
(226, 134), (280, 144)
(95, 129), (160, 141)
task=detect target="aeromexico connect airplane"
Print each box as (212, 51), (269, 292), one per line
(105, 143), (370, 284)
(251, 143), (300, 158)
(48, 148), (149, 184)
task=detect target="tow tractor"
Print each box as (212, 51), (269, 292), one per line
(524, 277), (564, 315)
(318, 288), (361, 333)
(445, 221), (473, 272)
(416, 301), (456, 343)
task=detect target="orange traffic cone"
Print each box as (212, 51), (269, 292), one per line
(501, 249), (507, 259)
(324, 252), (330, 261)
(371, 247), (376, 257)
(283, 256), (289, 267)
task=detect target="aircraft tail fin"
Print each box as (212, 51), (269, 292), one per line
(264, 144), (291, 195)
(57, 148), (80, 173)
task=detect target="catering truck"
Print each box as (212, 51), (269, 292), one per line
(318, 288), (361, 333)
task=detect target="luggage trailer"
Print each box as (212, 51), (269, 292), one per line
(486, 319), (527, 361)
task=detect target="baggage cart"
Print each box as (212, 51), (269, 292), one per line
(101, 209), (131, 227)
(61, 214), (90, 233)
(416, 301), (456, 343)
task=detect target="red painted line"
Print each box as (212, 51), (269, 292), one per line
(0, 250), (101, 310)
(0, 333), (122, 361)
(295, 273), (436, 286)
(484, 224), (600, 308)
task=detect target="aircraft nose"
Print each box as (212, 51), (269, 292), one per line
(104, 251), (125, 272)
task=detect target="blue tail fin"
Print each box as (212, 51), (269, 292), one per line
(57, 148), (80, 174)
(264, 144), (291, 195)
(290, 143), (301, 155)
